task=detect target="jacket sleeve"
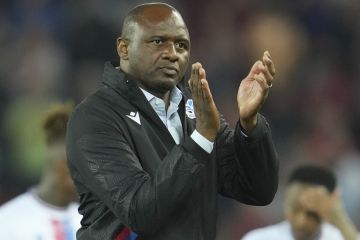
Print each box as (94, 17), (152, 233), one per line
(216, 114), (279, 205)
(66, 105), (211, 235)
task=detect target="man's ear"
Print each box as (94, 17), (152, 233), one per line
(117, 37), (129, 60)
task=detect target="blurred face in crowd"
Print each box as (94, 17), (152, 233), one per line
(118, 4), (190, 96)
(51, 145), (78, 203)
(285, 183), (324, 240)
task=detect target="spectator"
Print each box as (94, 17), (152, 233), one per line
(0, 103), (81, 240)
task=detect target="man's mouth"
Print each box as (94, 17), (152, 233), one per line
(160, 66), (178, 76)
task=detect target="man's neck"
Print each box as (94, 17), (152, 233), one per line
(160, 91), (171, 110)
(143, 88), (171, 110)
(37, 175), (69, 207)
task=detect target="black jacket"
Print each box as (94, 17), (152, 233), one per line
(66, 62), (278, 240)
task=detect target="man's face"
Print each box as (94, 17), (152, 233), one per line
(124, 11), (190, 95)
(285, 184), (324, 240)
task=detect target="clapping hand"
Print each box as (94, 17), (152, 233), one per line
(237, 51), (275, 133)
(188, 63), (220, 142)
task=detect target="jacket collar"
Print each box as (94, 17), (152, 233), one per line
(101, 61), (189, 141)
(102, 61), (134, 98)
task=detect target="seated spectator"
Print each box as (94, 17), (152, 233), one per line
(242, 165), (358, 240)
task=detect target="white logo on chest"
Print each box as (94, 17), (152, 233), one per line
(126, 111), (141, 125)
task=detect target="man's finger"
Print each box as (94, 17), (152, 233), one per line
(190, 63), (200, 99)
(260, 61), (273, 86)
(199, 68), (207, 100)
(254, 73), (270, 91)
(246, 61), (263, 79)
(264, 52), (276, 76)
(199, 66), (206, 80)
(200, 78), (214, 104)
(189, 63), (196, 92)
(196, 65), (203, 100)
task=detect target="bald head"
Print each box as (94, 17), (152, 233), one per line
(121, 3), (187, 40)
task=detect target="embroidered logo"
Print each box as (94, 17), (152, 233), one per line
(126, 111), (141, 125)
(185, 99), (196, 119)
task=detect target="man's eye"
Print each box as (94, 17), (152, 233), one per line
(176, 42), (186, 49)
(152, 39), (163, 45)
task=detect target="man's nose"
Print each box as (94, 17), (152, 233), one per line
(293, 212), (307, 228)
(162, 43), (179, 61)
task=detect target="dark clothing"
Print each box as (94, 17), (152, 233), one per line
(66, 62), (279, 240)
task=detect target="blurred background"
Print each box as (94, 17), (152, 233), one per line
(0, 0), (360, 239)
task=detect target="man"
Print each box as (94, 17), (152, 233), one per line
(242, 165), (359, 240)
(66, 3), (278, 240)
(0, 103), (81, 239)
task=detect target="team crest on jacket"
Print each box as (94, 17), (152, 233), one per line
(185, 99), (196, 119)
